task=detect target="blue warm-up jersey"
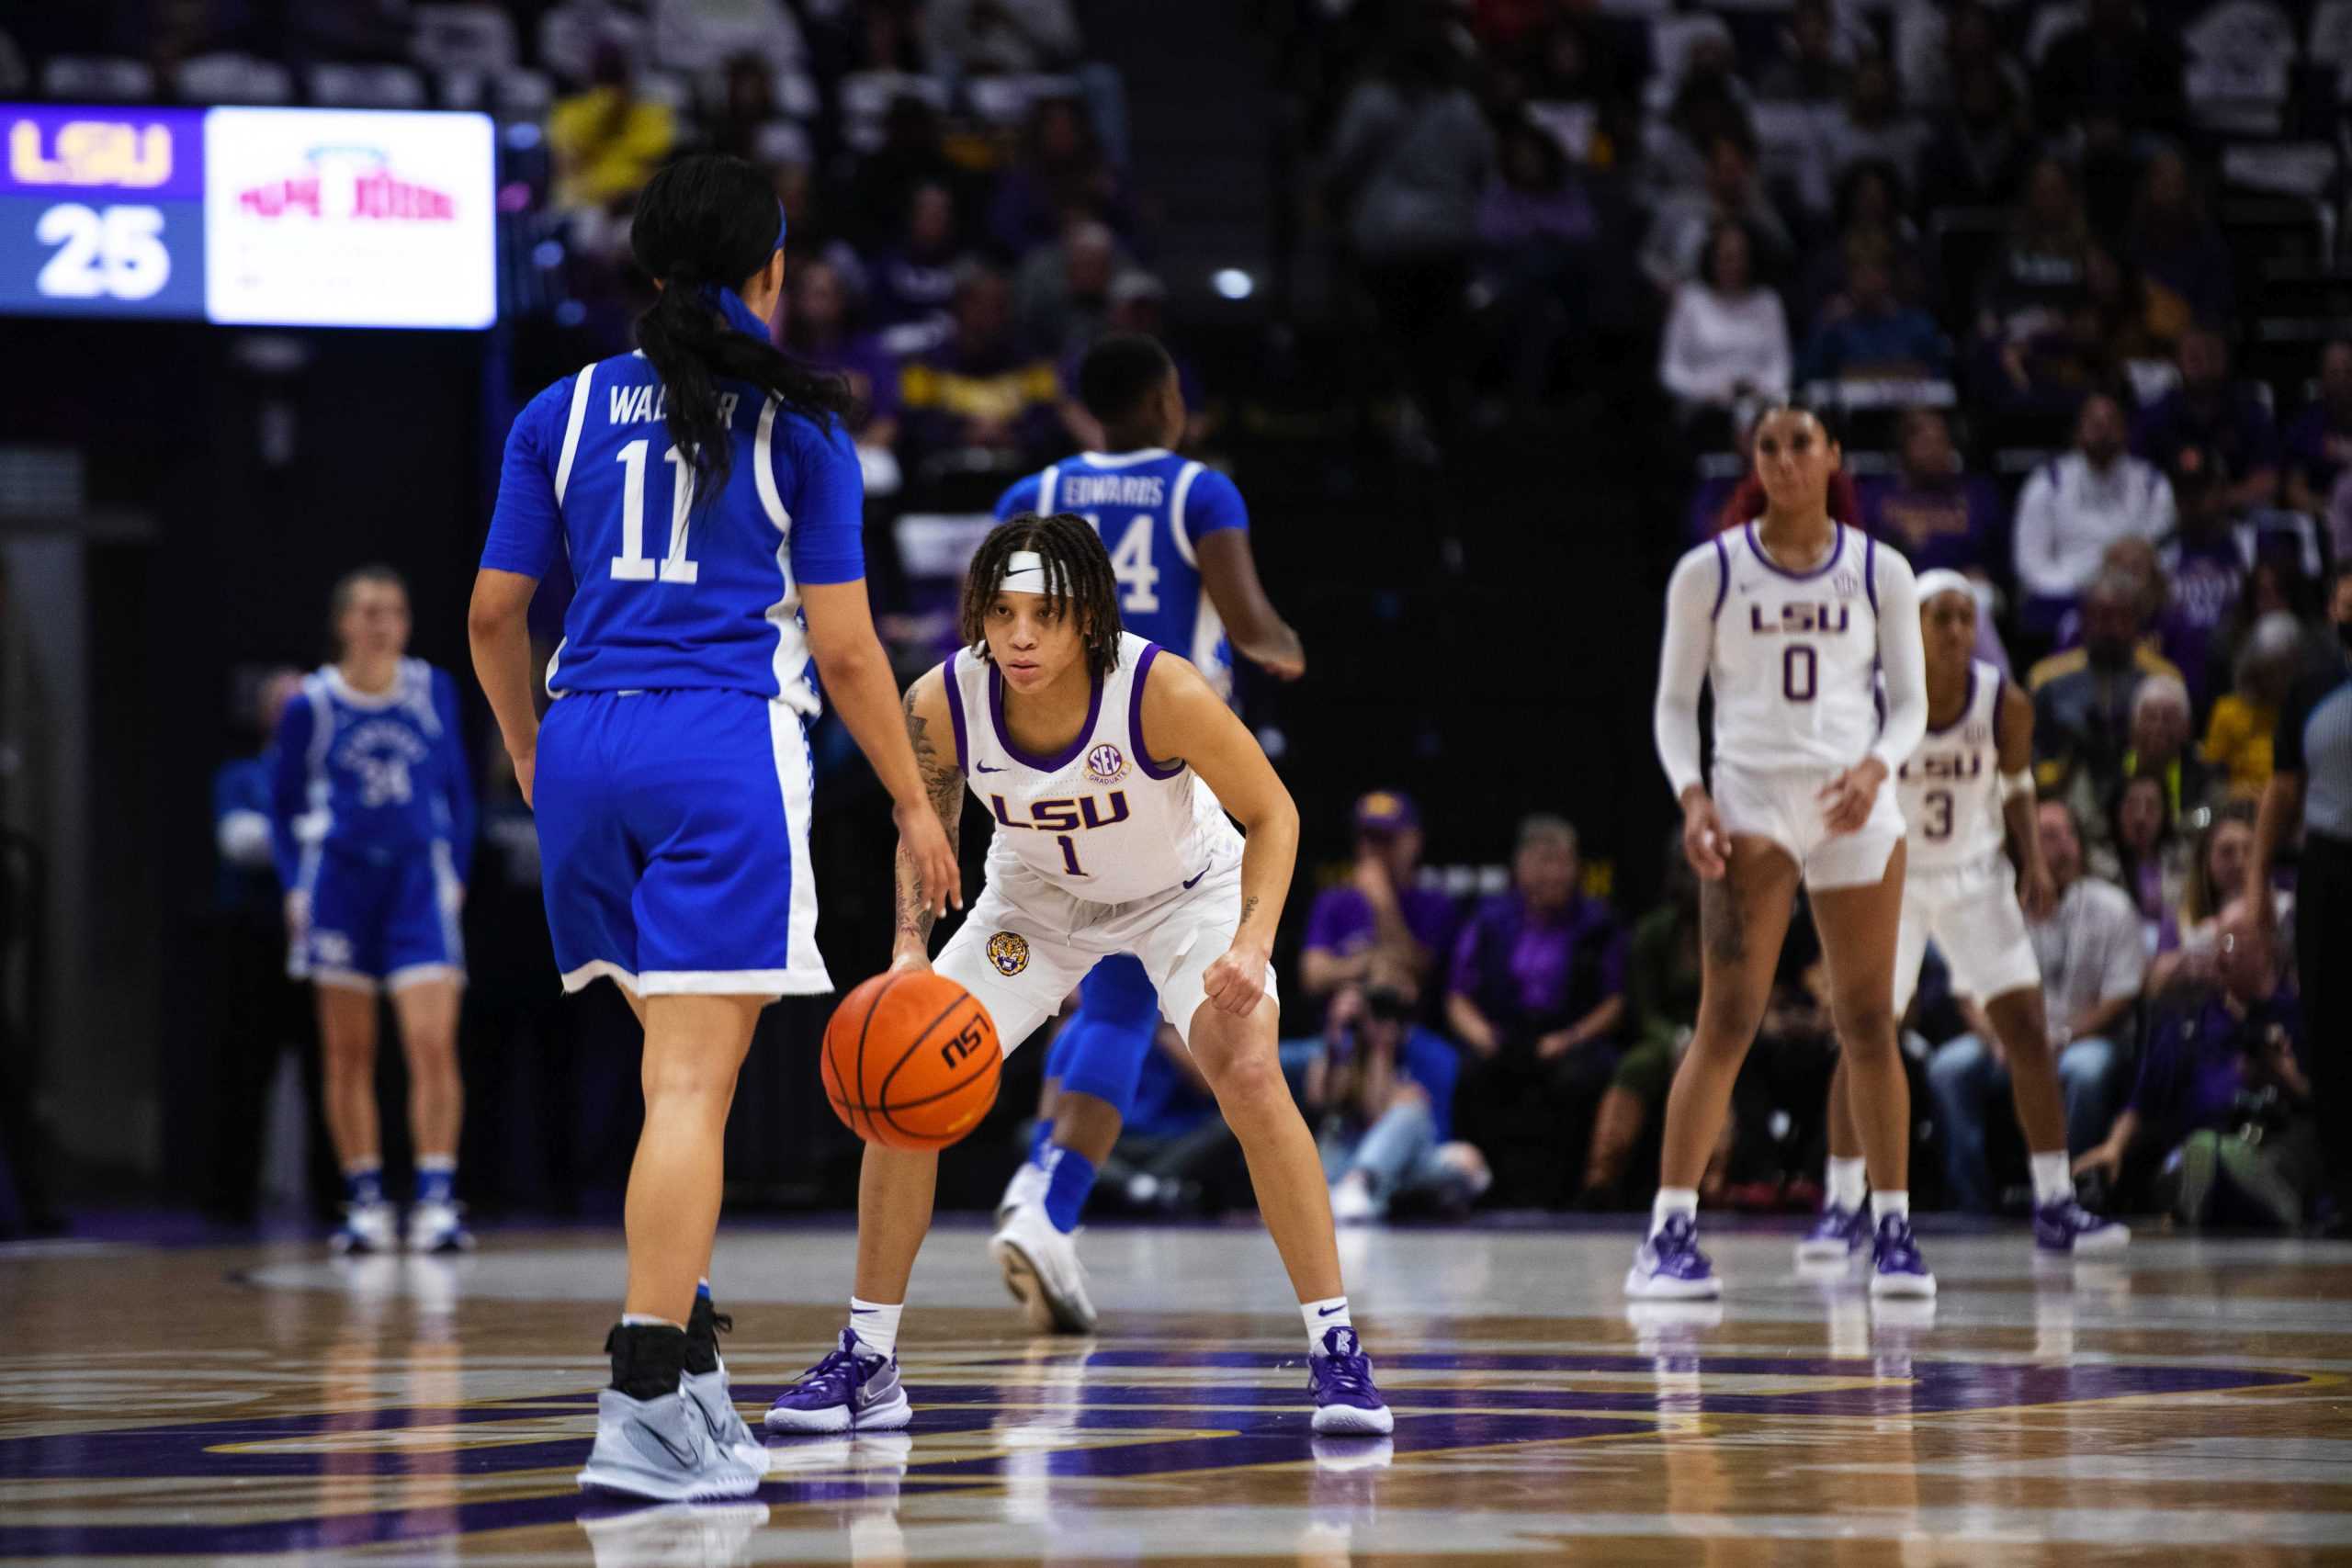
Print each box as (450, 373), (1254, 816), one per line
(481, 293), (867, 716)
(995, 447), (1248, 697)
(268, 660), (477, 889)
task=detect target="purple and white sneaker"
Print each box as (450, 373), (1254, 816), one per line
(2033, 1199), (2130, 1255)
(1796, 1201), (1870, 1264)
(1625, 1214), (1721, 1300)
(763, 1329), (912, 1434)
(1867, 1213), (1937, 1298)
(1307, 1326), (1394, 1436)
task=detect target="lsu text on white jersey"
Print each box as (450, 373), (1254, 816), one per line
(946, 631), (1241, 906)
(1700, 522), (1895, 774)
(1898, 659), (2008, 873)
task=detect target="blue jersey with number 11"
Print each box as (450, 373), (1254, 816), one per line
(995, 447), (1249, 697)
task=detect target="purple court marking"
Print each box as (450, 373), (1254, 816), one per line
(0, 1359), (2312, 1557)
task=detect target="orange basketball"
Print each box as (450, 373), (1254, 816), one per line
(820, 970), (1001, 1151)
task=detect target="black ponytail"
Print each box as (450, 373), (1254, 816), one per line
(630, 153), (850, 493)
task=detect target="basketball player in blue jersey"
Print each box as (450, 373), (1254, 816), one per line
(984, 333), (1306, 1333)
(469, 154), (959, 1503)
(765, 514), (1389, 1437)
(269, 566), (475, 1256)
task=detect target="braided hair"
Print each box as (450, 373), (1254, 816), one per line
(960, 513), (1125, 679)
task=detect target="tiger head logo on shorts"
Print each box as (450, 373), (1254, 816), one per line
(986, 931), (1031, 976)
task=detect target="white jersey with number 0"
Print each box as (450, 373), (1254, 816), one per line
(1897, 660), (2007, 874)
(947, 631), (1241, 905)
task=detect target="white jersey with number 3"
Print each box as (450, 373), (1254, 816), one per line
(946, 631), (1241, 905)
(1897, 660), (2007, 874)
(1702, 523), (1903, 773)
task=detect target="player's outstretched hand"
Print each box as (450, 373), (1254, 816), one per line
(1681, 793), (1729, 881)
(2018, 860), (2056, 921)
(1203, 941), (1270, 1016)
(895, 799), (964, 917)
(1816, 759), (1888, 835)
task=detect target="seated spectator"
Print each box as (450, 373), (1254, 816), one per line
(2284, 340), (2352, 516)
(2124, 147), (2232, 343)
(2132, 327), (2282, 513)
(2120, 671), (2212, 828)
(2075, 899), (2313, 1226)
(866, 182), (971, 337)
(896, 263), (1064, 478)
(1796, 161), (1925, 329)
(991, 94), (1129, 255)
(1977, 246), (2163, 415)
(1916, 58), (2033, 211)
(2105, 772), (2187, 945)
(2158, 447), (2250, 708)
(707, 51), (801, 166)
(2203, 613), (2306, 800)
(1928, 801), (2141, 1213)
(922, 0), (1081, 76)
(1819, 56), (1928, 192)
(1860, 408), (2006, 578)
(1317, 977), (1492, 1223)
(1755, 0), (1850, 104)
(1658, 224), (1791, 422)
(1013, 218), (1122, 364)
(1640, 130), (1795, 296)
(2031, 570), (2187, 823)
(1477, 117), (1600, 401)
(2014, 395), (2177, 635)
(547, 41), (677, 212)
(784, 259), (899, 451)
(1975, 158), (2097, 361)
(1585, 834), (1701, 1205)
(1796, 237), (1951, 386)
(2034, 0), (2186, 135)
(1646, 25), (1754, 196)
(1446, 815), (1627, 1208)
(1301, 791), (1463, 1018)
(847, 95), (983, 253)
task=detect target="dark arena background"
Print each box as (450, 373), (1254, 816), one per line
(1, 1), (2349, 1562)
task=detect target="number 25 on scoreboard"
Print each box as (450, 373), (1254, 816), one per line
(36, 203), (169, 301)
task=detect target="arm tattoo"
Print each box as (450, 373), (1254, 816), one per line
(894, 688), (965, 950)
(1238, 895), (1260, 929)
(1700, 878), (1746, 964)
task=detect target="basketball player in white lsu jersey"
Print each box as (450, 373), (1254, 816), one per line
(764, 512), (1393, 1438)
(1634, 404), (1936, 1301)
(1801, 570), (2129, 1261)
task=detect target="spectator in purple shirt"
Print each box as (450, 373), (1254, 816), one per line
(782, 258), (900, 450)
(2132, 328), (2282, 513)
(2284, 340), (2352, 516)
(1445, 815), (1628, 1207)
(1861, 409), (2007, 578)
(1301, 791), (1461, 1016)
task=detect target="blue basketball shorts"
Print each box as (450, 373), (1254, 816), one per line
(533, 687), (831, 1001)
(1041, 955), (1163, 1112)
(289, 841), (465, 993)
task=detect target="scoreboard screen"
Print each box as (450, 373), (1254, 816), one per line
(1, 104), (497, 330)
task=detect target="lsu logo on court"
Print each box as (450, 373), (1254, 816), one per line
(1085, 743), (1128, 784)
(987, 931), (1030, 976)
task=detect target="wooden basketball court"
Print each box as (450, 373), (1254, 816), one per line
(5, 1221), (2348, 1564)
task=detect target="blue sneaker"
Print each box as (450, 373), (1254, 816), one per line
(764, 1329), (912, 1434)
(1625, 1214), (1721, 1300)
(2033, 1199), (2130, 1255)
(1796, 1201), (1870, 1264)
(1307, 1326), (1393, 1435)
(1867, 1213), (1937, 1298)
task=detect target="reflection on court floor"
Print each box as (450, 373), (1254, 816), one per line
(3, 1224), (2348, 1564)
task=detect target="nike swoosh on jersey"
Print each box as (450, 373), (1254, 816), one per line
(1182, 863), (1212, 889)
(976, 762), (1006, 773)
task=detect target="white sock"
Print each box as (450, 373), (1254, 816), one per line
(1303, 1295), (1351, 1348)
(848, 1296), (901, 1359)
(2030, 1151), (2074, 1208)
(1826, 1157), (1867, 1211)
(1650, 1187), (1699, 1238)
(620, 1312), (683, 1330)
(1870, 1190), (1910, 1224)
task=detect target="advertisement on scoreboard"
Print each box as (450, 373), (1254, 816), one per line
(0, 102), (495, 329)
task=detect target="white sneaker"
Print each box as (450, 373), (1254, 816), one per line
(405, 1200), (474, 1254)
(331, 1201), (398, 1255)
(1329, 1174), (1378, 1224)
(989, 1203), (1098, 1335)
(576, 1387), (763, 1501)
(995, 1160), (1050, 1227)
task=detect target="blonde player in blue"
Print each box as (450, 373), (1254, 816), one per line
(270, 566), (474, 1256)
(983, 333), (1306, 1335)
(469, 154), (958, 1503)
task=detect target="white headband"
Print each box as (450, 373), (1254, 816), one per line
(997, 549), (1053, 594)
(1915, 569), (1980, 609)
